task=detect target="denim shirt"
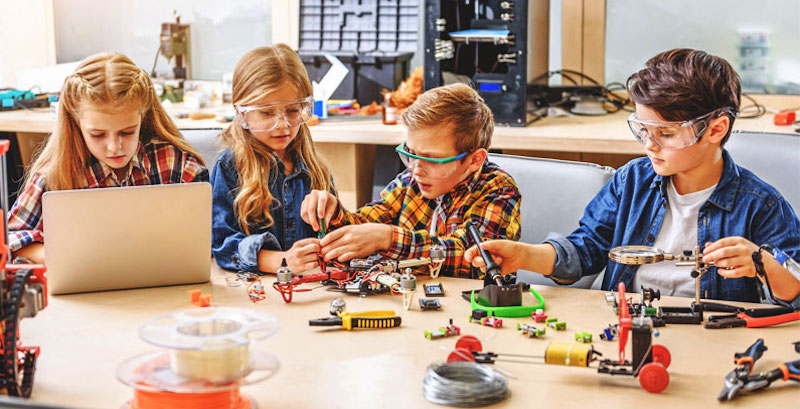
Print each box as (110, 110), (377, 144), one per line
(546, 150), (800, 307)
(211, 149), (315, 271)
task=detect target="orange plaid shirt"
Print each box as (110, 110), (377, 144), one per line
(329, 160), (521, 278)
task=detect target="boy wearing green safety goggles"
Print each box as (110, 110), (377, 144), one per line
(301, 83), (521, 278)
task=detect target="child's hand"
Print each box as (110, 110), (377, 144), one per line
(284, 238), (323, 273)
(320, 223), (392, 262)
(464, 240), (523, 276)
(703, 237), (759, 278)
(301, 190), (339, 231)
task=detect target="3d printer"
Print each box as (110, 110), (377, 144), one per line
(423, 0), (549, 126)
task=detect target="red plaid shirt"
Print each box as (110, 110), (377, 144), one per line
(7, 140), (209, 251)
(329, 161), (521, 278)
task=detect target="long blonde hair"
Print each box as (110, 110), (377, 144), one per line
(26, 52), (204, 191)
(220, 44), (332, 234)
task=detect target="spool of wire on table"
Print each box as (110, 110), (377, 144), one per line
(423, 362), (510, 407)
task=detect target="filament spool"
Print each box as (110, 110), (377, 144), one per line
(544, 342), (593, 367)
(118, 307), (281, 409)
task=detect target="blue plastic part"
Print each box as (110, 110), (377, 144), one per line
(478, 83), (502, 93)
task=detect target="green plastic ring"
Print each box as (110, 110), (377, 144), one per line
(470, 287), (545, 318)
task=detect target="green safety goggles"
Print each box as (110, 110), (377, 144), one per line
(395, 143), (469, 179)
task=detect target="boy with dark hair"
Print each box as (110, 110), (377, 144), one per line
(302, 83), (521, 278)
(466, 49), (800, 306)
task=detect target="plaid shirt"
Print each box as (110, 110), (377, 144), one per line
(7, 140), (209, 251)
(330, 160), (521, 278)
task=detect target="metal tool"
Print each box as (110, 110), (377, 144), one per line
(718, 338), (800, 401)
(704, 306), (800, 329)
(317, 218), (327, 273)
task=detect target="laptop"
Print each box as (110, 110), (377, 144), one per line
(42, 183), (211, 294)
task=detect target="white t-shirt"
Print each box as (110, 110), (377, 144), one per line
(632, 179), (717, 297)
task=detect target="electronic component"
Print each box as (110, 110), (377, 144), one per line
(419, 298), (442, 311)
(424, 319), (461, 340)
(575, 332), (593, 343)
(517, 323), (545, 338)
(329, 298), (346, 316)
(471, 309), (488, 321)
(424, 283), (445, 297)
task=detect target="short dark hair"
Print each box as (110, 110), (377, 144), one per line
(626, 49), (741, 145)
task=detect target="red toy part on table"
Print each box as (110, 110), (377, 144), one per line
(773, 110), (796, 125)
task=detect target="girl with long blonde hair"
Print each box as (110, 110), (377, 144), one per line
(211, 44), (334, 274)
(8, 52), (208, 263)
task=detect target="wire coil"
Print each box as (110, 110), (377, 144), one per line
(423, 362), (509, 407)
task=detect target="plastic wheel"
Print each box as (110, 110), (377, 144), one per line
(651, 344), (671, 369)
(447, 348), (476, 363)
(639, 362), (669, 393)
(455, 335), (482, 352)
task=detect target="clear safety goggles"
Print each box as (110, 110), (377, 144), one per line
(235, 96), (314, 132)
(395, 142), (468, 179)
(627, 108), (735, 151)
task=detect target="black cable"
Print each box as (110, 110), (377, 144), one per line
(738, 92), (767, 119)
(527, 70), (635, 116)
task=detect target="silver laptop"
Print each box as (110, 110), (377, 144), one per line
(42, 183), (211, 294)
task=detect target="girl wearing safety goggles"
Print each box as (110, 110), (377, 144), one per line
(211, 44), (335, 275)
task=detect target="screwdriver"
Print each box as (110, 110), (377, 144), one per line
(466, 221), (504, 286)
(309, 310), (402, 330)
(317, 217), (327, 273)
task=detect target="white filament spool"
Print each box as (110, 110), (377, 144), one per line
(135, 307), (279, 384)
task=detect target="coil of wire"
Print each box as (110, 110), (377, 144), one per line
(422, 362), (509, 407)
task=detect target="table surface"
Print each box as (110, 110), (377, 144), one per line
(2, 94), (798, 155)
(19, 264), (800, 409)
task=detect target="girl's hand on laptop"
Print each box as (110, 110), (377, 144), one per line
(319, 223), (392, 262)
(301, 190), (339, 231)
(284, 238), (323, 273)
(464, 240), (524, 276)
(702, 237), (759, 278)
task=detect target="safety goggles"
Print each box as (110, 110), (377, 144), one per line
(395, 142), (468, 179)
(627, 108), (734, 151)
(235, 96), (314, 132)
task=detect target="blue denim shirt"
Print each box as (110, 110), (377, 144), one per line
(546, 150), (800, 307)
(211, 149), (315, 271)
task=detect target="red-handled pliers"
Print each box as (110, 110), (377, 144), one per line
(704, 306), (800, 329)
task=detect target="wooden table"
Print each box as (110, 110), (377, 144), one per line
(2, 94), (798, 209)
(19, 265), (800, 408)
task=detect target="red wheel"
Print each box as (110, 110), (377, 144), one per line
(455, 335), (482, 352)
(639, 362), (669, 393)
(651, 344), (671, 369)
(447, 348), (476, 363)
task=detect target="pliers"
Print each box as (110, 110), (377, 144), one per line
(718, 338), (800, 401)
(704, 306), (800, 329)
